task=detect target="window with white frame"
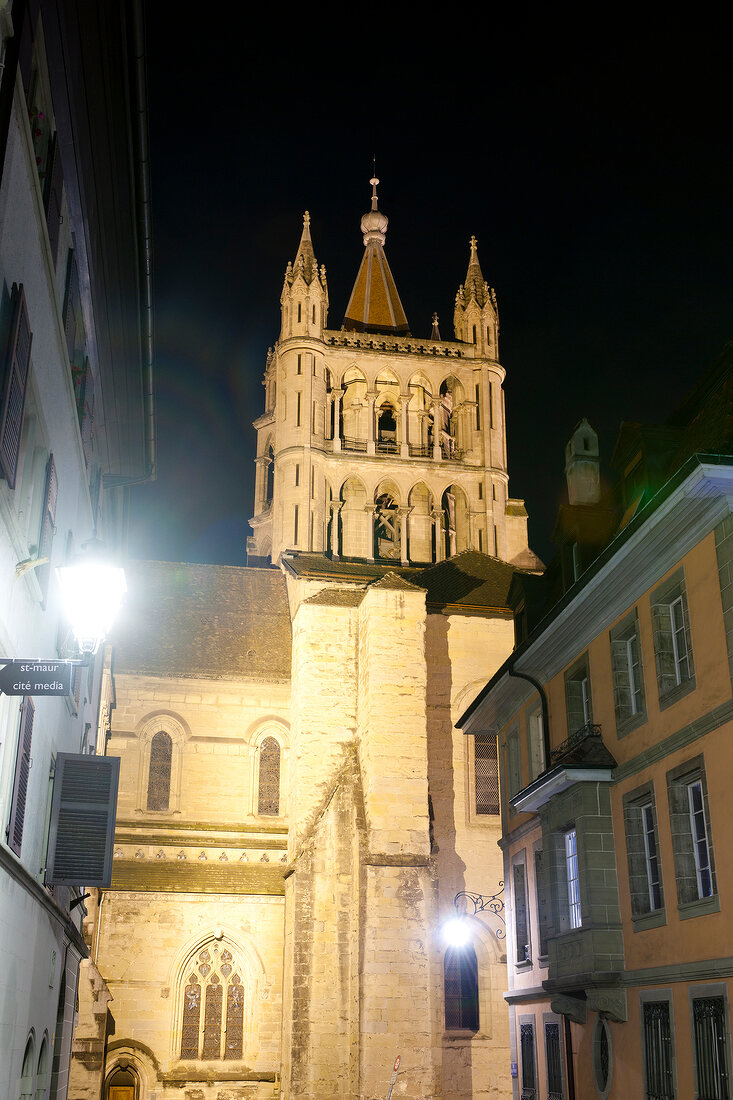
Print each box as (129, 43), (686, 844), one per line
(513, 858), (530, 965)
(666, 756), (717, 911)
(651, 569), (695, 707)
(610, 611), (646, 734)
(565, 829), (582, 929)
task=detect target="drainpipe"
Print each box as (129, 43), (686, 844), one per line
(506, 660), (551, 770)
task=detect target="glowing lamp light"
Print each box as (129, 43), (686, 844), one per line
(442, 917), (472, 949)
(57, 559), (126, 655)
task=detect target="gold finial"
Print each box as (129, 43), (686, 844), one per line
(370, 174), (379, 211)
(470, 234), (478, 255)
(303, 210), (311, 228)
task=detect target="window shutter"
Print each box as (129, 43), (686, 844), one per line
(37, 454), (57, 603)
(63, 252), (79, 364)
(0, 284), (32, 489)
(610, 636), (631, 722)
(45, 753), (120, 886)
(81, 366), (94, 463)
(44, 132), (64, 265)
(652, 601), (677, 697)
(7, 697), (34, 856)
(623, 801), (651, 917)
(565, 677), (585, 733)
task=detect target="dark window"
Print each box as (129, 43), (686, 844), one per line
(474, 733), (499, 814)
(45, 754), (120, 886)
(475, 383), (480, 429)
(297, 391), (301, 426)
(293, 504), (299, 546)
(295, 464), (299, 487)
(545, 1020), (564, 1100)
(514, 862), (529, 963)
(258, 737), (280, 815)
(297, 303), (302, 323)
(520, 1021), (537, 1099)
(0, 283), (32, 489)
(297, 354), (302, 374)
(535, 850), (548, 957)
(643, 1000), (674, 1099)
(692, 996), (729, 1100)
(147, 731), (172, 811)
(7, 697), (34, 855)
(444, 946), (479, 1031)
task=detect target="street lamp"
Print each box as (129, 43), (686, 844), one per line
(57, 546), (126, 656)
(443, 883), (506, 947)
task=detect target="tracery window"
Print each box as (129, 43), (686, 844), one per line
(257, 736), (281, 815)
(147, 730), (172, 810)
(181, 944), (245, 1060)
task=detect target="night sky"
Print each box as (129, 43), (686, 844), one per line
(127, 19), (732, 568)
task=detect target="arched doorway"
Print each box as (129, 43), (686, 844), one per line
(107, 1066), (137, 1100)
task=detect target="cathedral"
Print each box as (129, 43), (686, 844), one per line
(71, 182), (542, 1100)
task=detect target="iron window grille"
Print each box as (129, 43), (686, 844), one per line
(643, 1001), (674, 1100)
(693, 996), (729, 1100)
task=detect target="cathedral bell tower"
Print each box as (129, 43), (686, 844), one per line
(247, 180), (536, 571)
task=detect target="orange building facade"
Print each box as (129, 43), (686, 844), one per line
(459, 349), (733, 1099)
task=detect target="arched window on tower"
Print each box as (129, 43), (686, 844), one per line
(257, 736), (281, 816)
(444, 945), (479, 1031)
(180, 943), (245, 1060)
(377, 402), (397, 453)
(265, 443), (275, 507)
(147, 731), (172, 811)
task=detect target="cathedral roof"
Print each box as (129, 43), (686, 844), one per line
(110, 560), (292, 681)
(342, 178), (409, 336)
(282, 550), (535, 615)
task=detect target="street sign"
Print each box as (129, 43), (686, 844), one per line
(0, 660), (74, 696)
(386, 1055), (401, 1100)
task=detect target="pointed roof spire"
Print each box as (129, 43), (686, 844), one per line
(343, 175), (409, 336)
(462, 235), (489, 307)
(431, 312), (441, 340)
(291, 210), (318, 283)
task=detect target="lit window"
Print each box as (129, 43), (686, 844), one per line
(666, 756), (717, 909)
(565, 829), (581, 929)
(147, 731), (172, 811)
(257, 736), (281, 816)
(474, 733), (499, 815)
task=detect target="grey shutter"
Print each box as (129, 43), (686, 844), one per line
(652, 601), (677, 697)
(37, 454), (57, 604)
(623, 800), (651, 917)
(45, 753), (120, 886)
(63, 252), (79, 364)
(7, 697), (34, 855)
(0, 284), (32, 488)
(44, 131), (64, 265)
(81, 366), (94, 464)
(610, 635), (632, 723)
(565, 676), (585, 734)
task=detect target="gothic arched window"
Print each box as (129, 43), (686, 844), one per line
(180, 944), (245, 1060)
(257, 736), (281, 816)
(147, 731), (172, 811)
(444, 946), (479, 1031)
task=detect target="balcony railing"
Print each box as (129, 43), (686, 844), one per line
(376, 438), (399, 454)
(408, 442), (431, 458)
(550, 723), (603, 764)
(342, 437), (367, 452)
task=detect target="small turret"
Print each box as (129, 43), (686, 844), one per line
(453, 236), (498, 356)
(565, 419), (600, 505)
(280, 211), (329, 340)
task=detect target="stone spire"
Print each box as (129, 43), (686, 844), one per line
(342, 177), (409, 336)
(283, 211), (322, 288)
(453, 235), (498, 351)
